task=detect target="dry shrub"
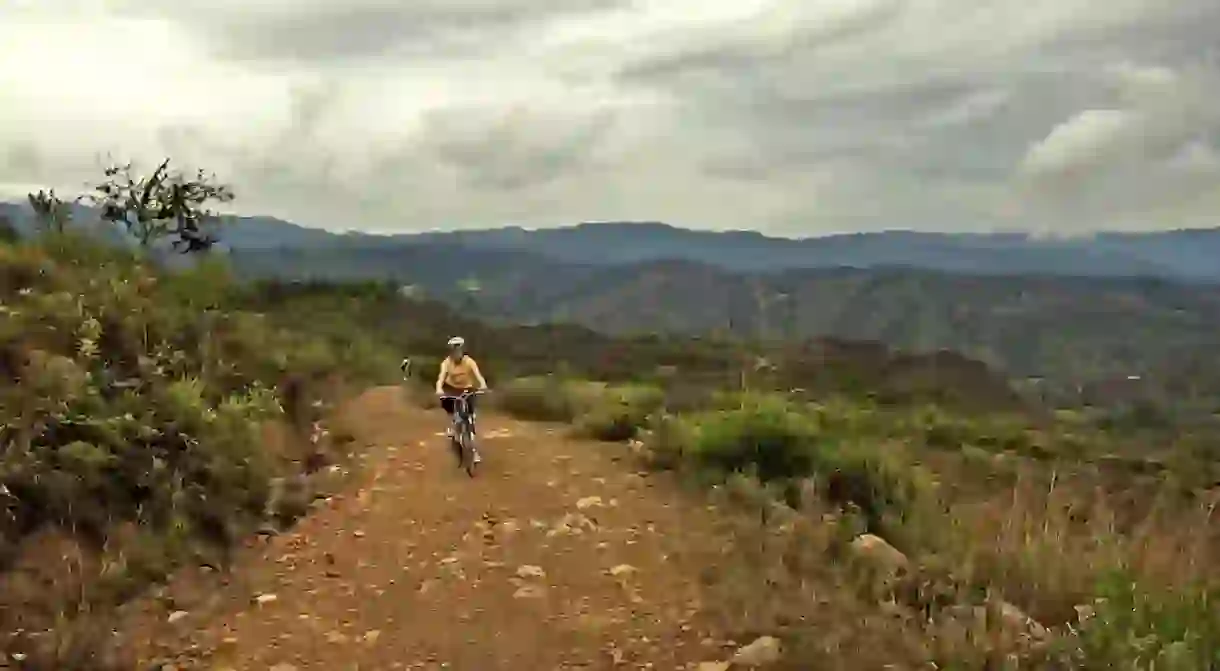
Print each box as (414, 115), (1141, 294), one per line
(0, 529), (134, 669)
(937, 471), (1219, 668)
(692, 476), (934, 669)
(683, 458), (1220, 669)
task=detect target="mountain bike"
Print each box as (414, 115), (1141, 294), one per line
(439, 389), (486, 478)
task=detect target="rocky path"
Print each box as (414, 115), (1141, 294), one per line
(120, 387), (738, 670)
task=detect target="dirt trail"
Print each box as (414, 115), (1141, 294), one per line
(120, 387), (731, 670)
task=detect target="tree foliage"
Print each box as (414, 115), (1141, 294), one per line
(89, 158), (235, 253)
(27, 188), (73, 234)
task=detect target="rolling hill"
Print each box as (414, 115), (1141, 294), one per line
(6, 200), (1220, 279)
(227, 243), (1220, 387)
(218, 218), (1220, 280)
(400, 222), (1216, 279)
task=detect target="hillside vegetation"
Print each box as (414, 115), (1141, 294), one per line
(251, 275), (1220, 666)
(233, 279), (1030, 415)
(228, 242), (1220, 396)
(10, 200), (1220, 406)
(0, 227), (1038, 664)
(0, 234), (398, 664)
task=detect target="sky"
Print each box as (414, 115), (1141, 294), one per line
(1, 0), (1219, 236)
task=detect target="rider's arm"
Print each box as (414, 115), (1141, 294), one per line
(469, 358), (489, 390)
(435, 358), (449, 394)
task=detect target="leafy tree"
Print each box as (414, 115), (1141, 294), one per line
(90, 158), (235, 253)
(27, 189), (73, 233)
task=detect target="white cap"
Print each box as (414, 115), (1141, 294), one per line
(447, 336), (465, 347)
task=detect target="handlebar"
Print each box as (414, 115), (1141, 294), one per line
(438, 389), (488, 400)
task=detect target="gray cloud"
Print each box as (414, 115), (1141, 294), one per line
(615, 0), (907, 85)
(3, 0), (1220, 234)
(605, 0), (1220, 231)
(116, 0), (630, 65)
(419, 105), (618, 191)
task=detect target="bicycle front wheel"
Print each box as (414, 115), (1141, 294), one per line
(460, 426), (477, 477)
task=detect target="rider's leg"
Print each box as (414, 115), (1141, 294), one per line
(440, 395), (456, 437)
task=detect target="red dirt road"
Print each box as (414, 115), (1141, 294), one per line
(121, 387), (731, 670)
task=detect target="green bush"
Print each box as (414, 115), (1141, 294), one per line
(577, 403), (645, 441)
(496, 376), (664, 442)
(815, 440), (933, 537)
(575, 383), (663, 442)
(0, 237), (389, 646)
(642, 413), (697, 470)
(688, 396), (821, 481)
(495, 376), (581, 422)
(651, 394), (932, 533)
(1072, 571), (1220, 670)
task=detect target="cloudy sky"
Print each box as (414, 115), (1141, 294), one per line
(2, 0), (1219, 235)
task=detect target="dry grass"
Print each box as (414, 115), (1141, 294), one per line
(688, 469), (1220, 669)
(941, 470), (1217, 624)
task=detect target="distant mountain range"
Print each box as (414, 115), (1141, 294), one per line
(200, 210), (1220, 384)
(236, 247), (1220, 379)
(221, 215), (1220, 281)
(6, 200), (1220, 387)
(5, 200), (1219, 279)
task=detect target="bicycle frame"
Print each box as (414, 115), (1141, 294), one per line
(439, 390), (484, 476)
(448, 395), (475, 430)
(439, 390), (482, 425)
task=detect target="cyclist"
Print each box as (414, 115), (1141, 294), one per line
(435, 336), (489, 458)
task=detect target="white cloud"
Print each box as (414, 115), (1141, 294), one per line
(1015, 60), (1220, 230)
(1169, 141), (1220, 173)
(1020, 109), (1137, 175)
(1, 0), (1219, 233)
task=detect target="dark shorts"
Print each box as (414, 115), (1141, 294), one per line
(440, 386), (477, 416)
